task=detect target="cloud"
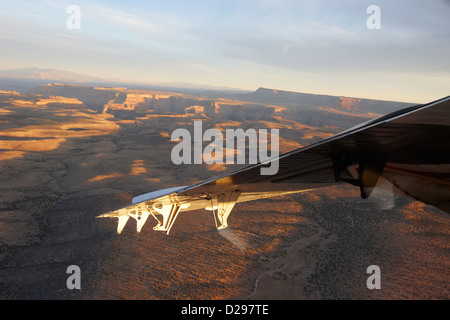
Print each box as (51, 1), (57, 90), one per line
(186, 0), (450, 77)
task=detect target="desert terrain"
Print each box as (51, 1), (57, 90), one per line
(0, 85), (448, 300)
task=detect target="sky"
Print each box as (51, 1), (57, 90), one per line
(0, 0), (449, 103)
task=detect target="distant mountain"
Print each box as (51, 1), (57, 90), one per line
(232, 87), (414, 115)
(0, 67), (247, 94)
(235, 87), (339, 105)
(0, 67), (106, 83)
(0, 67), (416, 118)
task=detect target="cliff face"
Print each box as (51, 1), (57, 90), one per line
(28, 84), (119, 113)
(339, 96), (361, 111)
(0, 91), (120, 162)
(26, 84), (413, 131)
(235, 87), (412, 113)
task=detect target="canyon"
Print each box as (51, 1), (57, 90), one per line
(0, 84), (448, 300)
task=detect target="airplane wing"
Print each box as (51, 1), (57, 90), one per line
(97, 96), (450, 234)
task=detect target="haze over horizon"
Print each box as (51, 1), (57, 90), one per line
(1, 0), (449, 103)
